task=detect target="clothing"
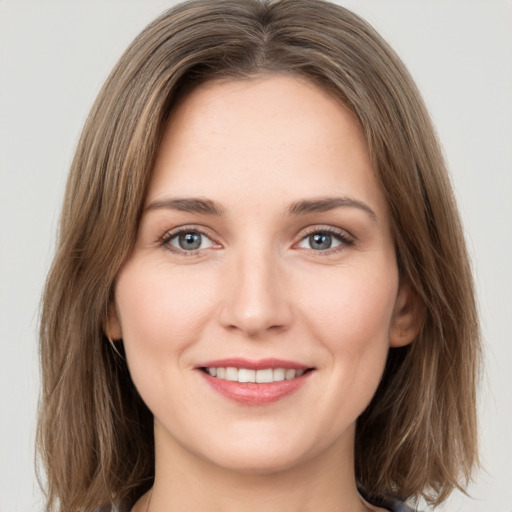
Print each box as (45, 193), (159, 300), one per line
(104, 496), (418, 512)
(103, 488), (418, 512)
(360, 487), (417, 512)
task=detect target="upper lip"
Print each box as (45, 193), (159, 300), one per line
(195, 358), (312, 371)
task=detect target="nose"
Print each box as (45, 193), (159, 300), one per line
(218, 244), (293, 338)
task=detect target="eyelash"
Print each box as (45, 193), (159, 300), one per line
(296, 226), (355, 255)
(158, 226), (217, 257)
(158, 225), (355, 256)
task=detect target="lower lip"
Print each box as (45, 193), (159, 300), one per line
(199, 370), (312, 405)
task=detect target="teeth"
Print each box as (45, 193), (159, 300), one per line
(285, 369), (296, 380)
(255, 368), (273, 383)
(225, 367), (238, 381)
(205, 367), (307, 382)
(272, 368), (285, 381)
(238, 368), (256, 383)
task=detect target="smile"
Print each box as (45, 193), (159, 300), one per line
(197, 358), (314, 405)
(202, 367), (305, 383)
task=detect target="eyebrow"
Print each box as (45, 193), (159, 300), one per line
(145, 197), (225, 216)
(287, 197), (377, 221)
(145, 195), (376, 221)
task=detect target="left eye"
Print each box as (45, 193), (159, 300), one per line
(167, 231), (214, 251)
(297, 232), (344, 251)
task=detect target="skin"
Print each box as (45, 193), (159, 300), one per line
(107, 74), (420, 512)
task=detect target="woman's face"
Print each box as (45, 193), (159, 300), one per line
(108, 74), (417, 474)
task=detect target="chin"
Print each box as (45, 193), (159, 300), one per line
(206, 446), (310, 475)
(187, 423), (346, 477)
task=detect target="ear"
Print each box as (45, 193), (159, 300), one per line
(104, 302), (123, 341)
(389, 281), (424, 347)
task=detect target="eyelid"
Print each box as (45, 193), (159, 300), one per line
(156, 223), (355, 256)
(294, 225), (355, 252)
(158, 224), (222, 255)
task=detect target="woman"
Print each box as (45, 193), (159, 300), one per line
(37, 1), (480, 511)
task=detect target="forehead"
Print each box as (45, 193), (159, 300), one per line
(147, 74), (387, 218)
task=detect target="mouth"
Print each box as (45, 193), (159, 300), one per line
(196, 358), (315, 405)
(200, 366), (311, 383)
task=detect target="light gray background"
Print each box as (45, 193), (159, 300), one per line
(1, 1), (511, 511)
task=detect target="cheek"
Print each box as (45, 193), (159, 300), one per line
(296, 262), (398, 401)
(112, 259), (223, 424)
(299, 265), (398, 343)
(113, 260), (216, 380)
(297, 267), (398, 423)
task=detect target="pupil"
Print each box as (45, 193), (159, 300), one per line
(179, 232), (201, 250)
(310, 233), (331, 250)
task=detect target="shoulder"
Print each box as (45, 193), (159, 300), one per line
(96, 504), (130, 512)
(382, 499), (417, 512)
(358, 486), (418, 512)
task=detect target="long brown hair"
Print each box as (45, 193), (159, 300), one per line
(37, 1), (480, 510)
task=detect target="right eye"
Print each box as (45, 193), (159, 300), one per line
(161, 228), (216, 254)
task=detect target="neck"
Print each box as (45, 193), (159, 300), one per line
(137, 421), (372, 512)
